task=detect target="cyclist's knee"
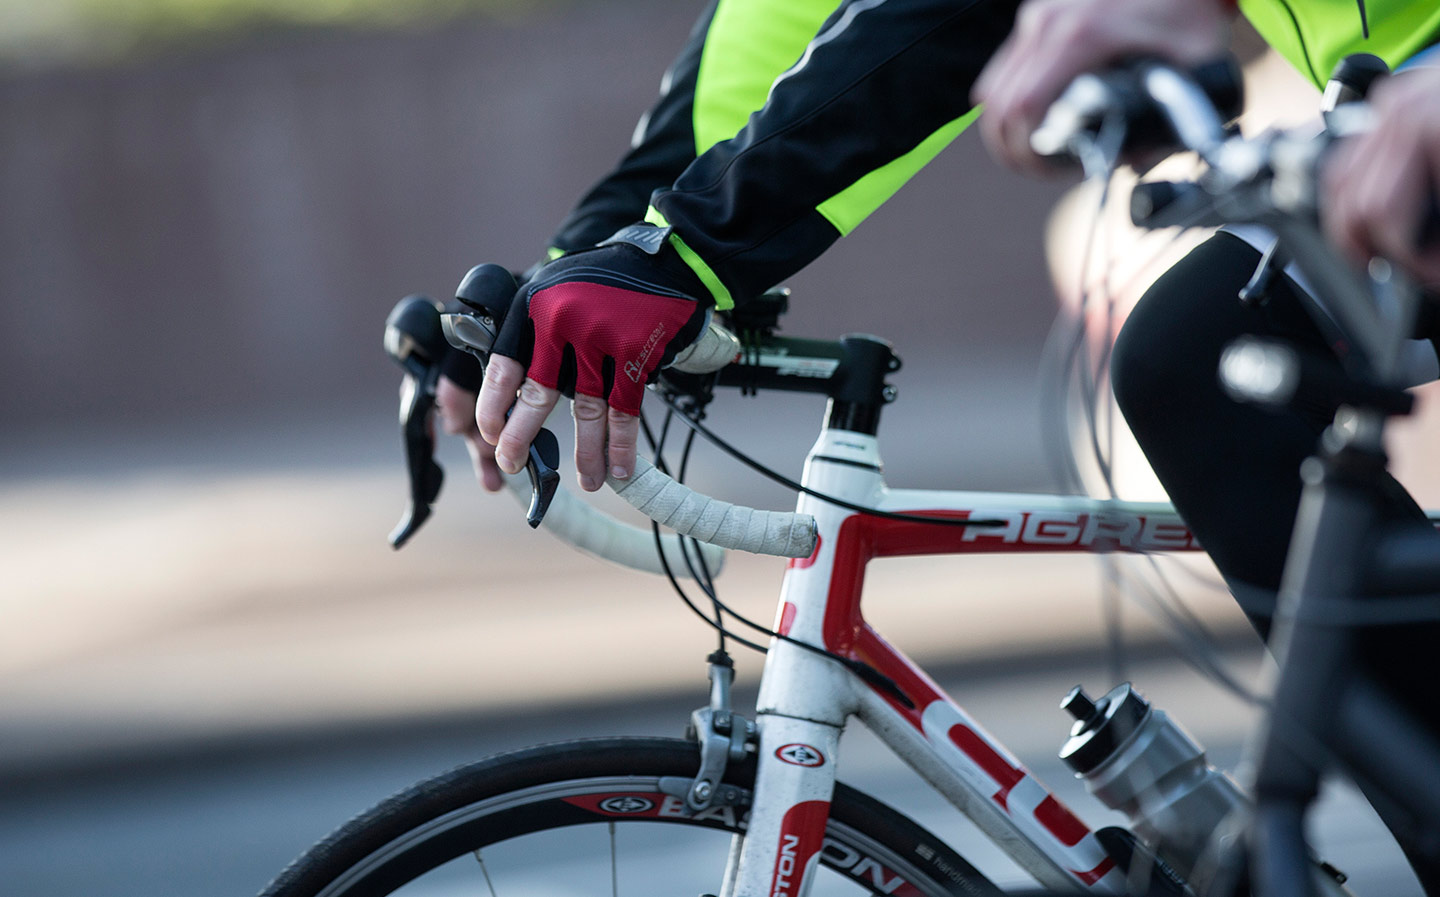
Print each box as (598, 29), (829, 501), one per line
(1111, 285), (1193, 438)
(1110, 301), (1162, 430)
(1112, 234), (1265, 437)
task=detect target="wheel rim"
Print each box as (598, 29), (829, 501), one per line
(315, 776), (961, 897)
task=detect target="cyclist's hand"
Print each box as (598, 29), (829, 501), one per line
(477, 229), (711, 492)
(972, 0), (1234, 174)
(436, 374), (505, 492)
(1324, 66), (1440, 284)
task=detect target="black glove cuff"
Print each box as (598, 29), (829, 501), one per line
(595, 223), (712, 302)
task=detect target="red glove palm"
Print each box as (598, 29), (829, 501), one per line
(481, 225), (713, 490)
(518, 276), (705, 415)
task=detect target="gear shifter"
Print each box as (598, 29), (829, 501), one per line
(383, 294), (448, 548)
(383, 263), (564, 546)
(444, 263), (561, 529)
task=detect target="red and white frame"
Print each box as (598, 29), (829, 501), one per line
(725, 425), (1206, 897)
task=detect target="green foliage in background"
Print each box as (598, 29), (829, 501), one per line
(0, 0), (560, 66)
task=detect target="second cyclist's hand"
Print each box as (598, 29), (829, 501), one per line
(477, 233), (710, 491)
(973, 0), (1234, 173)
(1324, 66), (1440, 284)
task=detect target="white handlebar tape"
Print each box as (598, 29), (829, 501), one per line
(503, 473), (725, 577)
(608, 458), (818, 559)
(669, 319), (742, 374)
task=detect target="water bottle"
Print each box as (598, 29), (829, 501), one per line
(1059, 683), (1246, 877)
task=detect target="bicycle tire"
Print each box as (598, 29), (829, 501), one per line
(260, 736), (1004, 897)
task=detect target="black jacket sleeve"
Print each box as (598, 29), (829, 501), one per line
(652, 0), (1021, 305)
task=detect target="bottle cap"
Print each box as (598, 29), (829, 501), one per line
(1058, 682), (1151, 775)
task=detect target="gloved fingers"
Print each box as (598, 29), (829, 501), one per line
(523, 324), (567, 395)
(477, 354), (525, 447)
(436, 375), (480, 437)
(463, 431), (506, 493)
(489, 287), (533, 366)
(606, 406), (641, 481)
(481, 284), (538, 450)
(495, 377), (560, 475)
(572, 348), (607, 400)
(607, 369), (648, 417)
(438, 374), (504, 491)
(571, 392), (609, 492)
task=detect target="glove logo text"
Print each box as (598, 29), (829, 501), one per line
(624, 323), (668, 383)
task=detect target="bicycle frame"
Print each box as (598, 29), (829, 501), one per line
(1231, 217), (1440, 897)
(398, 293), (1208, 893)
(1248, 406), (1440, 897)
(719, 418), (1205, 897)
(416, 289), (1440, 895)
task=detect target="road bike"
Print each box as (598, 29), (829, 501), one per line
(274, 280), (1227, 896)
(261, 58), (1439, 897)
(1026, 53), (1440, 897)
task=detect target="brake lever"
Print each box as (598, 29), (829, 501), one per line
(444, 263), (561, 528)
(523, 426), (561, 528)
(384, 295), (449, 548)
(443, 311), (561, 528)
(390, 366), (444, 547)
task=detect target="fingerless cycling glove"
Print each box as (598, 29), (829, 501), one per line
(490, 225), (712, 415)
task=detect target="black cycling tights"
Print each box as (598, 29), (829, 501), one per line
(1112, 232), (1440, 893)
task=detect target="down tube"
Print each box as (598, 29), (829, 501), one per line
(854, 632), (1126, 892)
(839, 490), (1167, 891)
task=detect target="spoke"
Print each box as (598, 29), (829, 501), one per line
(609, 820), (618, 897)
(472, 849), (498, 897)
(719, 832), (744, 897)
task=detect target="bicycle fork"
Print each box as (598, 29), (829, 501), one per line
(666, 645), (845, 897)
(726, 640), (851, 897)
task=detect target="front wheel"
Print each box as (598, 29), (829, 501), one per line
(261, 736), (1002, 897)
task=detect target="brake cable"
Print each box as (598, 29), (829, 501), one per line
(1056, 134), (1263, 705)
(641, 402), (914, 707)
(652, 389), (1009, 530)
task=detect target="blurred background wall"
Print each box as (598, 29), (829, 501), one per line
(1, 0), (1091, 766)
(16, 0), (1440, 763)
(0, 0), (1062, 443)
